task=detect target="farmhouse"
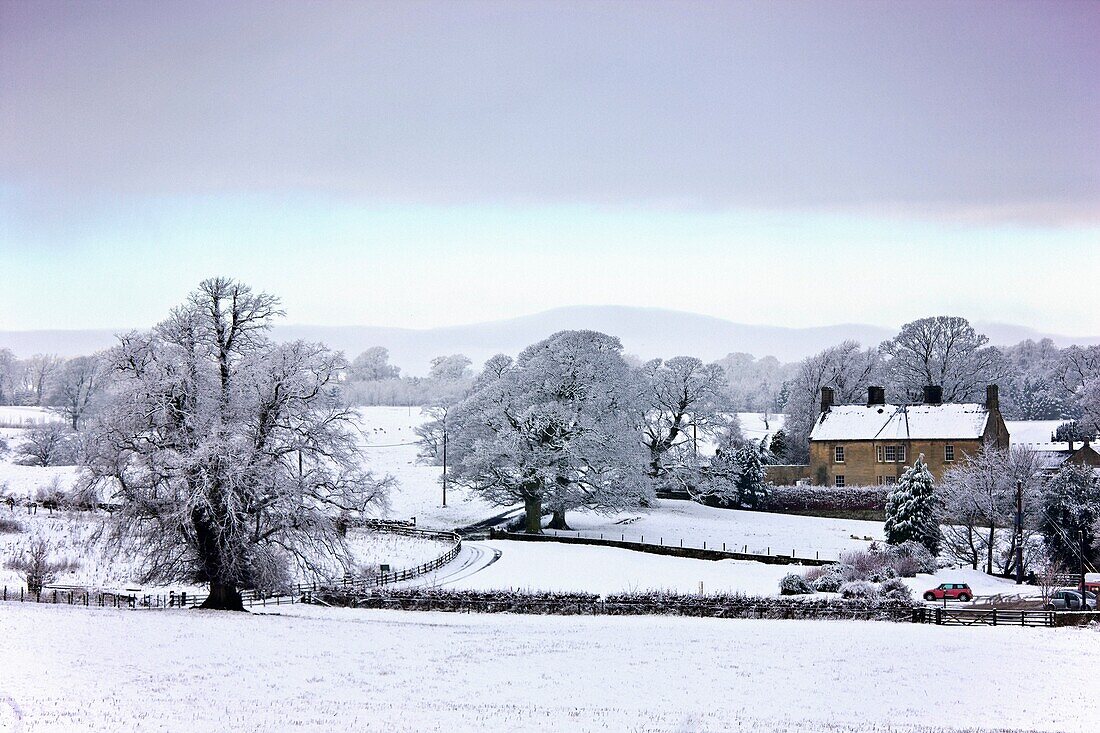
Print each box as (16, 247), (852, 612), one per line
(807, 384), (1009, 486)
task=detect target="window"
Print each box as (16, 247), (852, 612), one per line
(945, 444), (955, 463)
(834, 475), (845, 487)
(876, 445), (884, 463)
(885, 476), (896, 485)
(834, 446), (845, 463)
(884, 446), (897, 462)
(898, 446), (906, 463)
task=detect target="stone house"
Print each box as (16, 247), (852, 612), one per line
(807, 384), (1009, 486)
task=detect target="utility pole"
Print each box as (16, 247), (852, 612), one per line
(1014, 478), (1024, 584)
(693, 422), (698, 458)
(442, 428), (448, 508)
(1080, 530), (1087, 600)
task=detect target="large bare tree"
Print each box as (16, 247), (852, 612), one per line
(880, 316), (1007, 403)
(81, 278), (391, 610)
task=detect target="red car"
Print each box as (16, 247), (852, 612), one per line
(923, 583), (973, 602)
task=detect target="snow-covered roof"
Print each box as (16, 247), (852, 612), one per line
(809, 403), (990, 442)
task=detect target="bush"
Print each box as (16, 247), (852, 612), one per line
(839, 580), (879, 600)
(878, 577), (913, 602)
(0, 516), (24, 533)
(779, 573), (815, 595)
(882, 541), (937, 576)
(808, 564), (852, 593)
(868, 565), (898, 582)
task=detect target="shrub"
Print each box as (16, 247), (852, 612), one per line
(839, 580), (879, 600)
(878, 577), (913, 602)
(810, 564), (853, 593)
(5, 538), (79, 594)
(868, 565), (898, 582)
(779, 573), (815, 595)
(882, 541), (937, 576)
(0, 516), (24, 533)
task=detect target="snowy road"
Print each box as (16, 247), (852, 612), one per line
(397, 541), (502, 588)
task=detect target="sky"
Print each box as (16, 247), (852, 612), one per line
(1, 0), (1098, 334)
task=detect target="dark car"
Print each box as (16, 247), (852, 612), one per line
(923, 583), (973, 602)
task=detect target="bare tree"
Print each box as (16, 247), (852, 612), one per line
(48, 354), (109, 429)
(21, 354), (63, 406)
(14, 423), (77, 467)
(638, 356), (731, 484)
(81, 277), (393, 610)
(6, 538), (77, 594)
(782, 341), (883, 463)
(880, 316), (1007, 403)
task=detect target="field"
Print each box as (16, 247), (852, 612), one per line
(1, 602), (1097, 733)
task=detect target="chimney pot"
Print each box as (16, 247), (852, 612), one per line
(922, 385), (943, 405)
(820, 386), (835, 414)
(867, 386), (885, 406)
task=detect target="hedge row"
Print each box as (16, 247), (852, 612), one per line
(763, 485), (889, 512)
(314, 587), (914, 622)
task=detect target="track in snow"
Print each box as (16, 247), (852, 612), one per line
(398, 541), (501, 588)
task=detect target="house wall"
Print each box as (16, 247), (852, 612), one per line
(809, 439), (984, 486)
(764, 464), (813, 486)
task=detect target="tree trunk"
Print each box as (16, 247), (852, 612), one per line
(523, 495), (543, 534)
(986, 523), (996, 576)
(200, 581), (245, 611)
(547, 509), (571, 530)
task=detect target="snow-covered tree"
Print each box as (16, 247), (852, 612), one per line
(884, 454), (942, 555)
(782, 341), (883, 463)
(19, 354), (62, 406)
(14, 423), (77, 467)
(0, 348), (18, 406)
(448, 331), (649, 533)
(429, 354), (473, 381)
(940, 446), (1043, 574)
(880, 316), (1007, 403)
(1038, 463), (1100, 571)
(48, 354), (109, 430)
(637, 356), (730, 485)
(80, 278), (392, 610)
(348, 346), (401, 381)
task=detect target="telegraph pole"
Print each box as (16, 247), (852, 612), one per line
(1014, 478), (1024, 584)
(1080, 530), (1087, 600)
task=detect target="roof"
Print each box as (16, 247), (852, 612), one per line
(1019, 441), (1098, 470)
(809, 403), (990, 442)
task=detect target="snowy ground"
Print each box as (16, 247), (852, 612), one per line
(437, 540), (1044, 599)
(1, 602), (1096, 733)
(551, 499), (885, 560)
(354, 406), (516, 529)
(0, 406), (63, 427)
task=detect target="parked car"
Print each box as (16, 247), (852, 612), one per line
(922, 583), (973, 602)
(1045, 589), (1098, 611)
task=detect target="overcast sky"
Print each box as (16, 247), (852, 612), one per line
(1, 0), (1098, 333)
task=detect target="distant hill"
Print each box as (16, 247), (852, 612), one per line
(3, 306), (1099, 375)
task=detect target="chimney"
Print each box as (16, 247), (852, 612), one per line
(922, 385), (943, 405)
(1068, 439), (1075, 452)
(820, 386), (835, 413)
(985, 384), (1000, 411)
(867, 386), (885, 406)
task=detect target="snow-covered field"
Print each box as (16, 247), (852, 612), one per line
(355, 406), (516, 529)
(1, 602), (1096, 733)
(552, 499), (885, 560)
(442, 540), (1041, 599)
(0, 406), (63, 427)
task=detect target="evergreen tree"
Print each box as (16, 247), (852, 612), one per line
(732, 442), (769, 509)
(1039, 464), (1100, 570)
(884, 454), (943, 555)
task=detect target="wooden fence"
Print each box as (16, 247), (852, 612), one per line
(912, 606), (1100, 628)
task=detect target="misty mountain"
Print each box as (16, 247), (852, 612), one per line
(3, 307), (1099, 375)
